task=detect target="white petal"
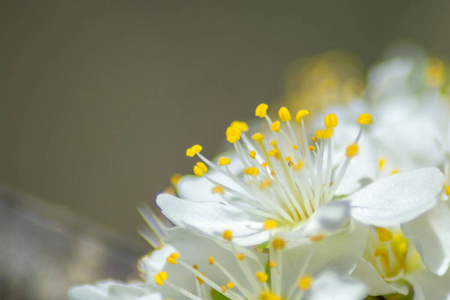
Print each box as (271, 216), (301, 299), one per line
(350, 168), (444, 226)
(68, 284), (109, 300)
(402, 202), (450, 276)
(156, 193), (268, 246)
(351, 259), (408, 296)
(308, 271), (369, 300)
(405, 268), (450, 300)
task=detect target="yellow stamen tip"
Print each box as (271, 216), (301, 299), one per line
(186, 144), (202, 157)
(249, 150), (256, 159)
(263, 219), (278, 230)
(293, 145), (299, 150)
(193, 162), (208, 177)
(256, 272), (269, 282)
(227, 282), (234, 289)
(324, 113), (338, 128)
(244, 167), (259, 176)
(268, 149), (281, 159)
(309, 145), (316, 151)
(295, 109), (309, 123)
(378, 158), (386, 171)
(212, 186), (225, 195)
(221, 286), (226, 293)
(390, 169), (400, 175)
(377, 227), (394, 242)
(271, 120), (281, 132)
(445, 185), (450, 196)
(236, 253), (245, 261)
(154, 271), (168, 286)
(315, 128), (334, 139)
(272, 237), (286, 250)
(309, 233), (326, 242)
(346, 144), (359, 158)
(255, 103), (269, 118)
(218, 157), (231, 166)
(166, 252), (180, 264)
(170, 173), (182, 187)
(222, 230), (233, 241)
(226, 126), (241, 144)
(230, 120), (249, 132)
(278, 106), (292, 122)
(293, 160), (304, 171)
(252, 133), (265, 142)
(312, 137), (317, 143)
(208, 256), (215, 264)
(269, 262), (277, 268)
(298, 275), (313, 290)
(357, 113), (372, 125)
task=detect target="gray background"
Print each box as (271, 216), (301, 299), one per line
(2, 1), (450, 247)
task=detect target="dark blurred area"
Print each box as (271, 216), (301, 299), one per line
(1, 1), (450, 299)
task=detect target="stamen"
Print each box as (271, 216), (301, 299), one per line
(377, 227), (393, 242)
(278, 107), (292, 122)
(255, 103), (269, 118)
(186, 144), (203, 157)
(298, 275), (313, 290)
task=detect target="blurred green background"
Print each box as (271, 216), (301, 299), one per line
(1, 2), (450, 298)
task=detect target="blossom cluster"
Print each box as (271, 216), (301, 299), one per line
(69, 45), (450, 300)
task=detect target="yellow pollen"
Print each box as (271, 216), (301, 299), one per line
(309, 145), (316, 151)
(212, 186), (225, 194)
(223, 230), (233, 241)
(298, 275), (313, 290)
(261, 291), (282, 300)
(346, 144), (359, 158)
(166, 252), (180, 264)
(249, 150), (256, 159)
(263, 219), (278, 230)
(271, 120), (281, 132)
(270, 140), (278, 147)
(208, 256), (215, 264)
(426, 58), (445, 87)
(315, 128), (334, 139)
(226, 126), (242, 144)
(357, 113), (372, 125)
(271, 171), (276, 177)
(252, 133), (265, 142)
(293, 145), (298, 150)
(236, 253), (245, 261)
(268, 149), (281, 159)
(256, 272), (268, 282)
(221, 286), (226, 293)
(255, 103), (269, 118)
(311, 137), (317, 143)
(295, 109), (309, 123)
(259, 179), (272, 190)
(378, 158), (386, 171)
(196, 272), (205, 285)
(218, 157), (231, 166)
(374, 248), (390, 270)
(230, 120), (249, 132)
(193, 162), (208, 177)
(272, 237), (286, 250)
(278, 106), (292, 122)
(170, 173), (182, 186)
(377, 227), (394, 242)
(244, 167), (259, 176)
(285, 156), (291, 162)
(186, 144), (202, 157)
(309, 233), (326, 242)
(163, 186), (176, 195)
(261, 162), (269, 168)
(193, 166), (204, 177)
(324, 113), (338, 128)
(293, 160), (305, 171)
(227, 282), (234, 289)
(288, 161), (294, 167)
(445, 185), (450, 196)
(269, 262), (277, 268)
(154, 271), (167, 286)
(390, 169), (400, 175)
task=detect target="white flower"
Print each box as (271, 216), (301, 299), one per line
(68, 281), (161, 300)
(157, 104), (445, 246)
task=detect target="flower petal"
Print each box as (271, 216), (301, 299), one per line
(308, 271), (369, 300)
(350, 168), (444, 226)
(405, 268), (450, 300)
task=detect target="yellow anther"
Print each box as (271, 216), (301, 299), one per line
(309, 145), (316, 151)
(208, 256), (215, 264)
(378, 158), (386, 171)
(244, 167), (259, 176)
(295, 109), (309, 123)
(285, 156), (291, 162)
(223, 230), (233, 241)
(249, 150), (256, 159)
(259, 178), (272, 190)
(346, 144), (359, 158)
(261, 162), (269, 168)
(270, 140), (278, 147)
(293, 160), (304, 171)
(269, 262), (277, 268)
(445, 185), (450, 196)
(197, 162), (208, 173)
(186, 144), (202, 157)
(154, 271), (167, 286)
(357, 113), (372, 125)
(194, 162), (208, 177)
(256, 272), (269, 282)
(271, 120), (281, 132)
(221, 286), (226, 293)
(227, 282), (234, 289)
(193, 166), (204, 177)
(164, 186), (176, 195)
(255, 103), (269, 118)
(218, 157), (231, 166)
(390, 169), (400, 175)
(236, 253), (245, 261)
(374, 248), (390, 270)
(426, 58), (445, 87)
(196, 272), (206, 285)
(170, 173), (182, 186)
(377, 227), (394, 242)
(293, 145), (298, 150)
(268, 149), (281, 159)
(272, 237), (286, 250)
(261, 291), (282, 300)
(252, 133), (265, 142)
(324, 113), (338, 128)
(312, 137), (317, 143)
(278, 106), (292, 122)
(263, 219), (278, 230)
(226, 126), (241, 144)
(212, 186), (225, 195)
(309, 233), (326, 242)
(298, 275), (313, 290)
(315, 128), (334, 139)
(166, 252), (180, 265)
(230, 120), (249, 132)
